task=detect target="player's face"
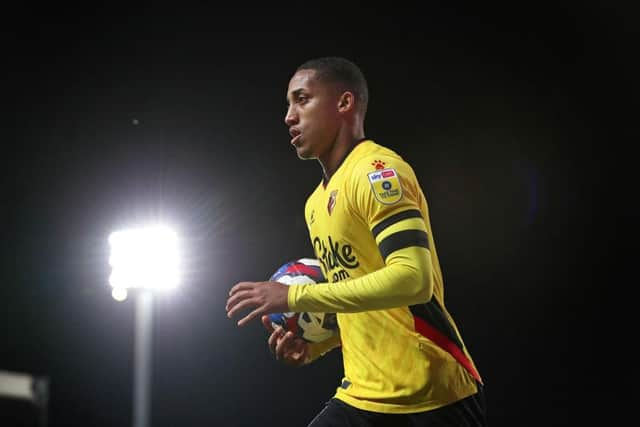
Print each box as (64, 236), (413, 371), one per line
(285, 69), (341, 160)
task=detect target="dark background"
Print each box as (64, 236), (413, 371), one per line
(0, 3), (630, 426)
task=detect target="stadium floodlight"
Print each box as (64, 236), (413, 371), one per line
(108, 225), (180, 294)
(108, 225), (180, 427)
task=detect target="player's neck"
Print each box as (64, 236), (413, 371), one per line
(319, 132), (366, 185)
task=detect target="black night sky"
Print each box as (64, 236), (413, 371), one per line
(0, 3), (630, 427)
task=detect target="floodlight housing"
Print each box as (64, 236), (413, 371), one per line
(108, 225), (180, 292)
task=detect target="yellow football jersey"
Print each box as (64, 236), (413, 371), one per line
(289, 140), (481, 413)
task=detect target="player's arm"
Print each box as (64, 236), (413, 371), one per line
(289, 246), (433, 313)
(289, 157), (434, 313)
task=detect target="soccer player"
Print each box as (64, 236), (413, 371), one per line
(226, 57), (487, 426)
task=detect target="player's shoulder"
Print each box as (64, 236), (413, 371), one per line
(350, 140), (414, 177)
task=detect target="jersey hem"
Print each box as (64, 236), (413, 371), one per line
(333, 385), (478, 414)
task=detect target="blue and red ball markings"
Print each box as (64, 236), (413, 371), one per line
(270, 261), (325, 282)
(268, 312), (300, 335)
(267, 259), (326, 338)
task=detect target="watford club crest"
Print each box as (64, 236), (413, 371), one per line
(327, 190), (338, 215)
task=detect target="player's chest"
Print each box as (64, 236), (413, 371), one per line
(308, 187), (362, 280)
(308, 186), (355, 238)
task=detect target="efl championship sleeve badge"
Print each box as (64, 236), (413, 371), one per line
(367, 168), (403, 204)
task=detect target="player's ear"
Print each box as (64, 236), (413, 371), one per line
(337, 91), (355, 113)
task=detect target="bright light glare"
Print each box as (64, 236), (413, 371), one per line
(108, 225), (180, 291)
(112, 287), (128, 301)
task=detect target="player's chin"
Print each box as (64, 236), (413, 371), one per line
(294, 146), (315, 160)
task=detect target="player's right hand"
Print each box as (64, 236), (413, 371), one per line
(261, 315), (310, 367)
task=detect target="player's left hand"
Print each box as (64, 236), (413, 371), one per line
(261, 315), (310, 366)
(226, 280), (290, 326)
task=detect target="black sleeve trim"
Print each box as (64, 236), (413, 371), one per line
(378, 230), (429, 261)
(371, 209), (423, 239)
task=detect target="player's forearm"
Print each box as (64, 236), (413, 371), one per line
(289, 246), (433, 313)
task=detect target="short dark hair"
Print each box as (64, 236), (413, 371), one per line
(296, 57), (369, 115)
